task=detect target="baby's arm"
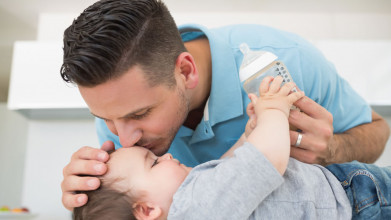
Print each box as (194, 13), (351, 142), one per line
(247, 76), (304, 175)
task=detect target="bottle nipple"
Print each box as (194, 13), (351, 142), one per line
(239, 43), (277, 82)
(239, 43), (250, 55)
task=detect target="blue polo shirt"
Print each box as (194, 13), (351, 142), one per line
(96, 24), (371, 167)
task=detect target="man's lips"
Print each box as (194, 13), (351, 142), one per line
(141, 143), (152, 149)
(139, 140), (156, 150)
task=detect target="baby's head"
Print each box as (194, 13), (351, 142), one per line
(73, 147), (192, 220)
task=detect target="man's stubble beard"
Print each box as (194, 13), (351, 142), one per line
(152, 86), (190, 156)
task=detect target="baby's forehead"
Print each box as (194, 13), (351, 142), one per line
(104, 147), (148, 179)
(109, 147), (148, 163)
(114, 146), (147, 155)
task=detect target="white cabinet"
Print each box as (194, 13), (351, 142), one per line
(7, 41), (91, 118)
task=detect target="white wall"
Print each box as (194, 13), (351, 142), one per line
(0, 103), (28, 208)
(0, 103), (98, 219)
(21, 119), (98, 220)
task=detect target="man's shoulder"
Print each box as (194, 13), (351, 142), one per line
(210, 24), (305, 47)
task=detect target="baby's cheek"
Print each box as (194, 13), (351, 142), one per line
(167, 168), (187, 186)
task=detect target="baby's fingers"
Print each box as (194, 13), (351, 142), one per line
(246, 100), (255, 117)
(259, 76), (274, 95)
(248, 93), (258, 106)
(269, 76), (284, 93)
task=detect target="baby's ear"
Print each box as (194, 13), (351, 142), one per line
(133, 202), (162, 220)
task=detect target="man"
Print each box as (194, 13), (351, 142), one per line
(60, 0), (390, 210)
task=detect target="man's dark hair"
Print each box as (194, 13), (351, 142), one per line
(61, 0), (186, 88)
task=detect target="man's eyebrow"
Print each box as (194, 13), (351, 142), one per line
(90, 106), (152, 121)
(119, 107), (151, 119)
(90, 112), (107, 120)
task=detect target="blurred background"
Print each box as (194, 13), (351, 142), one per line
(1, 0), (390, 219)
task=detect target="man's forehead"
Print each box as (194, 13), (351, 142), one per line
(78, 65), (155, 102)
(79, 71), (170, 121)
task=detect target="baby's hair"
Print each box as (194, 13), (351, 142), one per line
(73, 185), (137, 220)
(73, 150), (138, 220)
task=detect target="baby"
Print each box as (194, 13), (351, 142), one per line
(73, 76), (391, 220)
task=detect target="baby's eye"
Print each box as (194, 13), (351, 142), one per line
(152, 158), (159, 167)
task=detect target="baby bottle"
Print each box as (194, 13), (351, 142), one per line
(239, 43), (297, 96)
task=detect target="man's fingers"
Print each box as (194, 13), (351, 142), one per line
(279, 82), (295, 95)
(290, 146), (318, 164)
(62, 175), (100, 192)
(289, 130), (302, 147)
(61, 145), (108, 211)
(289, 109), (314, 133)
(289, 131), (319, 164)
(62, 192), (88, 211)
(293, 96), (330, 119)
(63, 159), (107, 176)
(71, 146), (109, 162)
(288, 91), (305, 104)
(61, 176), (100, 211)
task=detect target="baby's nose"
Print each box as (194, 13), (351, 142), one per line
(161, 153), (173, 160)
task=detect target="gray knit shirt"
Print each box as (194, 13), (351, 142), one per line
(167, 142), (352, 220)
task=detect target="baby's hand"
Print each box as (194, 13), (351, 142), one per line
(249, 76), (304, 118)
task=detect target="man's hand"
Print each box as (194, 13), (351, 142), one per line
(61, 141), (114, 210)
(288, 96), (335, 165)
(288, 95), (390, 165)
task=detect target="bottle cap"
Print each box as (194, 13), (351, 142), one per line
(239, 43), (278, 82)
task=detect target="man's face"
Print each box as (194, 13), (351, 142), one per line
(79, 65), (190, 156)
(105, 147), (192, 210)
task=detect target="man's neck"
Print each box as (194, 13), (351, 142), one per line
(183, 37), (212, 130)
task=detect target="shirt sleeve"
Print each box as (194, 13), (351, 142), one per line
(168, 142), (284, 220)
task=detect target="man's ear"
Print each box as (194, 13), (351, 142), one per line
(133, 202), (162, 220)
(175, 52), (198, 89)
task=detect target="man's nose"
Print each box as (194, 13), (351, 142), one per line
(116, 122), (142, 148)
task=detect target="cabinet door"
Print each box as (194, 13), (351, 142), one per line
(8, 41), (90, 118)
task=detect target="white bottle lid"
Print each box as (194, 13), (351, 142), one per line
(239, 50), (278, 82)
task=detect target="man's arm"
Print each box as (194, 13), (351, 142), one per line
(332, 111), (389, 163)
(289, 96), (390, 165)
